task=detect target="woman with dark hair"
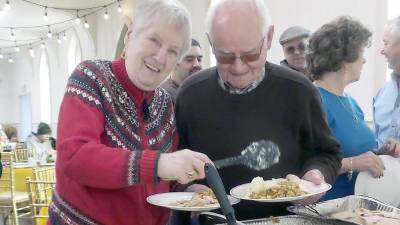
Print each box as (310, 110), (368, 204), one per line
(307, 16), (400, 200)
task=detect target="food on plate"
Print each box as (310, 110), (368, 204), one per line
(170, 190), (218, 207)
(330, 208), (400, 225)
(246, 174), (306, 199)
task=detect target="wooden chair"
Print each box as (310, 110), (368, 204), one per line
(15, 143), (25, 150)
(26, 178), (55, 225)
(0, 152), (30, 225)
(13, 149), (29, 163)
(26, 166), (55, 225)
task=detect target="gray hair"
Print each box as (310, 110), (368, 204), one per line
(387, 16), (400, 39)
(205, 0), (271, 38)
(132, 0), (192, 58)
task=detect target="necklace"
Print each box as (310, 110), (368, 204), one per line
(336, 94), (359, 123)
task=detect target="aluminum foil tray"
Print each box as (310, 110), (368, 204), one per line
(287, 195), (400, 224)
(216, 215), (351, 225)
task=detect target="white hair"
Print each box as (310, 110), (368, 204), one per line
(205, 0), (271, 39)
(131, 0), (192, 58)
(387, 16), (400, 39)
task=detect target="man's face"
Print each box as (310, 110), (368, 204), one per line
(175, 46), (203, 82)
(282, 37), (307, 71)
(124, 20), (184, 91)
(381, 27), (400, 73)
(38, 134), (50, 142)
(210, 12), (273, 89)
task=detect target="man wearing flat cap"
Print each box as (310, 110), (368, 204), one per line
(26, 122), (55, 165)
(279, 26), (311, 78)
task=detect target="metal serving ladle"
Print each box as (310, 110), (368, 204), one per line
(163, 139), (280, 181)
(214, 139), (281, 171)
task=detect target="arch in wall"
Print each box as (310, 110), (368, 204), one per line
(67, 32), (82, 75)
(115, 24), (128, 60)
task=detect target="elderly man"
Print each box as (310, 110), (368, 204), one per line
(279, 26), (310, 77)
(374, 16), (400, 147)
(161, 38), (203, 103)
(175, 0), (341, 221)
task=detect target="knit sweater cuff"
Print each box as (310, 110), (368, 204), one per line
(139, 150), (160, 184)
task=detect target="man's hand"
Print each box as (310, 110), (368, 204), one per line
(378, 138), (400, 158)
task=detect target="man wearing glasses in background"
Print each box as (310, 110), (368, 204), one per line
(279, 26), (310, 78)
(174, 0), (341, 221)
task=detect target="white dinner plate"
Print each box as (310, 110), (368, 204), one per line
(230, 179), (331, 203)
(146, 192), (240, 211)
(355, 155), (400, 207)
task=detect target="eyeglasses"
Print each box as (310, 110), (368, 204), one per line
(284, 42), (306, 54)
(208, 35), (265, 64)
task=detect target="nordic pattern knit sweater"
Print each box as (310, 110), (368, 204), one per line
(49, 59), (178, 225)
(175, 62), (342, 220)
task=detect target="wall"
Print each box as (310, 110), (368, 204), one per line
(265, 0), (387, 121)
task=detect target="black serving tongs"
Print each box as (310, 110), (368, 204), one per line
(205, 163), (245, 225)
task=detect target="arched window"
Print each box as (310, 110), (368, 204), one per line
(39, 50), (51, 123)
(386, 0), (400, 81)
(68, 33), (82, 75)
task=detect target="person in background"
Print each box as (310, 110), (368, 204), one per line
(2, 124), (18, 142)
(279, 25), (310, 78)
(26, 122), (54, 164)
(49, 1), (212, 225)
(175, 0), (341, 221)
(0, 124), (8, 144)
(161, 38), (203, 103)
(307, 16), (400, 201)
(374, 16), (400, 147)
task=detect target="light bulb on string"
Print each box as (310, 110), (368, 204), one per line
(57, 34), (62, 44)
(104, 6), (109, 20)
(0, 50), (3, 59)
(40, 41), (46, 49)
(14, 41), (19, 52)
(29, 45), (34, 57)
(117, 1), (122, 13)
(10, 28), (15, 41)
(4, 0), (11, 10)
(47, 26), (53, 38)
(43, 6), (49, 21)
(84, 17), (90, 29)
(63, 32), (68, 41)
(8, 56), (13, 63)
(75, 10), (81, 24)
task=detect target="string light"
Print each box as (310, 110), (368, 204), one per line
(57, 34), (62, 44)
(8, 56), (13, 63)
(0, 0), (124, 55)
(4, 0), (11, 10)
(75, 9), (81, 24)
(0, 49), (3, 59)
(117, 0), (122, 13)
(103, 6), (109, 20)
(14, 41), (20, 52)
(10, 28), (15, 41)
(43, 6), (49, 21)
(84, 17), (90, 29)
(47, 26), (52, 38)
(29, 44), (34, 57)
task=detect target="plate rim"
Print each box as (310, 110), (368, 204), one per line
(146, 191), (239, 211)
(229, 180), (332, 203)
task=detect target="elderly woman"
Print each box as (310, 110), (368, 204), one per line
(307, 16), (400, 201)
(49, 1), (212, 225)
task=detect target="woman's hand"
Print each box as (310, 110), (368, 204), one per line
(352, 151), (385, 178)
(378, 138), (400, 158)
(157, 149), (212, 184)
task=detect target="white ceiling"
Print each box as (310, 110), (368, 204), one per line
(0, 0), (116, 53)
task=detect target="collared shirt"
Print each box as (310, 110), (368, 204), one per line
(373, 72), (400, 147)
(217, 68), (265, 94)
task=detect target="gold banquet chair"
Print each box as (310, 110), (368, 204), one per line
(0, 152), (30, 225)
(26, 166), (55, 225)
(13, 149), (29, 163)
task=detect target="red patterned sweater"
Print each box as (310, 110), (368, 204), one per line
(49, 59), (178, 225)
